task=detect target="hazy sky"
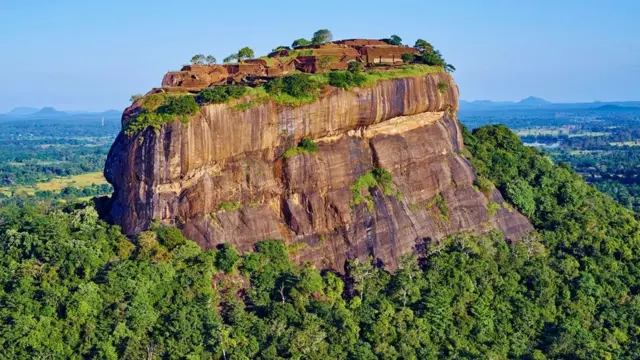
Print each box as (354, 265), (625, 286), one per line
(0, 0), (638, 112)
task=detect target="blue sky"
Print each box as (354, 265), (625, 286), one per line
(0, 0), (638, 112)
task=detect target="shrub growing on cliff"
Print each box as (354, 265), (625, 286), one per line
(141, 93), (167, 112)
(158, 95), (200, 116)
(347, 61), (364, 73)
(350, 168), (401, 211)
(124, 94), (200, 135)
(328, 69), (367, 89)
(197, 86), (247, 104)
(317, 56), (334, 72)
(328, 71), (353, 89)
(401, 53), (415, 64)
(283, 137), (319, 158)
(437, 81), (449, 94)
(266, 73), (320, 100)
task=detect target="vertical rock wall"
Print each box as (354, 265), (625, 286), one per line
(105, 73), (532, 270)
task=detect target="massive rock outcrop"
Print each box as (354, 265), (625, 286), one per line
(105, 72), (532, 270)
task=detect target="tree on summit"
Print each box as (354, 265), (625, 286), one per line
(190, 54), (206, 65)
(386, 35), (403, 46)
(291, 38), (312, 48)
(191, 54), (216, 65)
(311, 29), (333, 44)
(237, 47), (255, 61)
(224, 47), (255, 63)
(205, 55), (217, 64)
(414, 39), (434, 54)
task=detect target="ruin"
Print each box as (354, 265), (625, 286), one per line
(160, 39), (424, 90)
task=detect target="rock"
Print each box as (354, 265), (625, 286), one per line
(105, 72), (533, 271)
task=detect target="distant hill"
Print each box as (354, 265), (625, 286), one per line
(594, 104), (640, 112)
(0, 107), (121, 121)
(460, 98), (640, 112)
(100, 109), (122, 117)
(6, 107), (40, 116)
(518, 96), (551, 106)
(32, 107), (68, 117)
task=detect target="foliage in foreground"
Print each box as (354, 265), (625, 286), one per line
(8, 123), (640, 359)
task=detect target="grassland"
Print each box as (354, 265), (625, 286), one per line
(517, 128), (610, 137)
(0, 171), (107, 196)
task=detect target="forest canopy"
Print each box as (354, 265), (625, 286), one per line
(1, 125), (639, 359)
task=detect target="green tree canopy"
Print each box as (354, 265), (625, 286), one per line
(414, 39), (434, 53)
(311, 29), (332, 44)
(237, 46), (255, 60)
(190, 53), (205, 65)
(291, 38), (312, 48)
(386, 35), (403, 46)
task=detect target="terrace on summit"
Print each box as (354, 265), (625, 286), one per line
(161, 39), (423, 90)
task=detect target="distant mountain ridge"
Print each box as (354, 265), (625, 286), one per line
(0, 107), (122, 119)
(460, 97), (640, 112)
(6, 106), (40, 116)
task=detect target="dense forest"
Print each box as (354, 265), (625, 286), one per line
(461, 106), (640, 212)
(1, 125), (639, 359)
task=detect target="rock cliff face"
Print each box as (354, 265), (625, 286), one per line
(105, 72), (532, 270)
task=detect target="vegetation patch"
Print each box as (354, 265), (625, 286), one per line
(327, 64), (367, 89)
(475, 175), (495, 196)
(263, 73), (328, 106)
(350, 168), (402, 211)
(283, 138), (319, 158)
(125, 94), (200, 136)
(197, 86), (248, 104)
(217, 201), (242, 212)
(437, 81), (449, 94)
(487, 201), (501, 218)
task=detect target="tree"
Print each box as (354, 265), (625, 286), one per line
(130, 94), (143, 103)
(387, 35), (403, 46)
(237, 47), (255, 61)
(311, 29), (332, 44)
(506, 178), (536, 218)
(223, 55), (237, 63)
(444, 63), (456, 73)
(216, 243), (239, 273)
(223, 47), (254, 64)
(420, 49), (456, 73)
(291, 38), (312, 48)
(401, 53), (415, 64)
(205, 55), (217, 65)
(317, 56), (333, 72)
(272, 45), (290, 52)
(414, 39), (434, 54)
(347, 61), (364, 73)
(191, 54), (206, 65)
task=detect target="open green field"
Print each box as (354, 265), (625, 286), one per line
(0, 171), (107, 196)
(516, 128), (610, 137)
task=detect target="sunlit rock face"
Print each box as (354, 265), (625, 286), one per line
(105, 73), (532, 271)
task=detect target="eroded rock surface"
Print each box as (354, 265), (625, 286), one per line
(105, 73), (532, 270)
